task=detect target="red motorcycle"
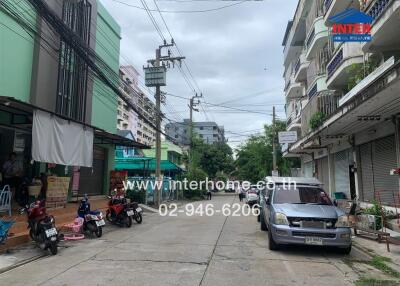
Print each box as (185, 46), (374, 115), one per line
(20, 200), (59, 255)
(106, 195), (134, 228)
(106, 194), (143, 227)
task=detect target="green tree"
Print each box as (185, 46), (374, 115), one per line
(234, 120), (300, 182)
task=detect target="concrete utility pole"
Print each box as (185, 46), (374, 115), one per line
(272, 106), (277, 173)
(188, 93), (202, 171)
(146, 40), (185, 207)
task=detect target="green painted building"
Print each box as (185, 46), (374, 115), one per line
(0, 0), (141, 197)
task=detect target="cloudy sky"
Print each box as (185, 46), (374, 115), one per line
(99, 0), (298, 149)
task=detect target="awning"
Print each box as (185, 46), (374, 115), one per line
(115, 157), (183, 171)
(0, 96), (149, 149)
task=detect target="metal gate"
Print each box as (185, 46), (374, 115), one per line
(303, 161), (313, 178)
(334, 150), (350, 198)
(316, 156), (329, 191)
(79, 146), (105, 195)
(358, 136), (398, 204)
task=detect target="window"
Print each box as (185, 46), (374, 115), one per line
(273, 186), (332, 205)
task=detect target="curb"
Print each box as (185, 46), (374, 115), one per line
(0, 253), (48, 275)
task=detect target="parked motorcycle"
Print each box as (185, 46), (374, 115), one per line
(106, 194), (143, 227)
(77, 195), (105, 238)
(20, 200), (59, 255)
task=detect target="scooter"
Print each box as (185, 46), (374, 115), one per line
(77, 195), (105, 238)
(20, 200), (59, 255)
(106, 194), (135, 227)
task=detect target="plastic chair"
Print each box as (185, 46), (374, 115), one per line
(0, 185), (12, 216)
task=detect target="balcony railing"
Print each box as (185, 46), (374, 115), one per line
(364, 0), (393, 22)
(306, 28), (316, 48)
(308, 83), (318, 99)
(324, 0), (334, 13)
(327, 48), (343, 78)
(294, 57), (302, 76)
(301, 91), (338, 136)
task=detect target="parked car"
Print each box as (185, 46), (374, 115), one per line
(246, 186), (259, 206)
(259, 177), (352, 254)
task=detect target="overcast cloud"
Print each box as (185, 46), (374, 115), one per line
(99, 0), (298, 148)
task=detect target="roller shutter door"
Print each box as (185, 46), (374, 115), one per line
(334, 150), (350, 198)
(359, 143), (374, 202)
(303, 162), (313, 178)
(316, 157), (329, 190)
(79, 146), (105, 195)
(372, 136), (398, 204)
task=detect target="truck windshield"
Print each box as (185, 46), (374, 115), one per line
(273, 186), (332, 205)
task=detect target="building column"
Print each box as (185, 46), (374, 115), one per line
(327, 147), (335, 197)
(353, 148), (360, 199)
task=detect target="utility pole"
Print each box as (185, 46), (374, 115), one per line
(145, 40), (185, 207)
(188, 93), (201, 171)
(272, 106), (277, 174)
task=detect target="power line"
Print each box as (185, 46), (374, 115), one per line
(109, 0), (248, 13)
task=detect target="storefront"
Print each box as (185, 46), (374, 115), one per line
(0, 96), (147, 206)
(358, 135), (398, 204)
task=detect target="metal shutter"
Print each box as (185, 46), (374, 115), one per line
(372, 136), (398, 204)
(303, 162), (313, 178)
(316, 157), (329, 190)
(79, 146), (105, 195)
(334, 150), (350, 198)
(359, 143), (374, 202)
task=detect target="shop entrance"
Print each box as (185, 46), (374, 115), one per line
(78, 146), (106, 196)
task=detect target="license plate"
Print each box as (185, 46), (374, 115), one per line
(127, 210), (134, 216)
(305, 237), (323, 245)
(45, 228), (57, 238)
(136, 207), (142, 213)
(96, 219), (105, 226)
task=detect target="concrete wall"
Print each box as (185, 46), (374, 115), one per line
(92, 1), (121, 134)
(0, 0), (36, 103)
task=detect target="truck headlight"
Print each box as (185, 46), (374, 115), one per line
(274, 212), (289, 225)
(337, 215), (350, 228)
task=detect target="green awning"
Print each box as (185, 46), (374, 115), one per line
(115, 157), (182, 171)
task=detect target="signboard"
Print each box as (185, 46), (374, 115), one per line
(46, 176), (70, 208)
(278, 131), (298, 144)
(329, 8), (373, 42)
(144, 66), (166, 87)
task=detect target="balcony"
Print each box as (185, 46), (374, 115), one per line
(307, 75), (328, 99)
(326, 42), (364, 89)
(362, 0), (400, 53)
(305, 17), (329, 60)
(294, 51), (310, 83)
(324, 0), (359, 26)
(301, 91), (338, 136)
(286, 101), (302, 131)
(285, 74), (307, 99)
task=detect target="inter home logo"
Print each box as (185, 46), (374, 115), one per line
(329, 8), (373, 42)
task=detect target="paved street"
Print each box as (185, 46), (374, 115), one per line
(0, 196), (380, 285)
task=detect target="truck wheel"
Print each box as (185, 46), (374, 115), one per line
(268, 230), (279, 251)
(338, 245), (352, 255)
(260, 212), (268, 231)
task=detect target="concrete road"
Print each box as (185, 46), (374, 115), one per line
(0, 196), (364, 285)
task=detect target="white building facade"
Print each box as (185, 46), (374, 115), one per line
(283, 0), (400, 206)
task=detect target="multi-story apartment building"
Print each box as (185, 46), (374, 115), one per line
(0, 0), (144, 197)
(165, 120), (225, 145)
(117, 65), (157, 146)
(283, 0), (400, 206)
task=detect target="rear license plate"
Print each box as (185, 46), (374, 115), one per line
(96, 219), (105, 227)
(127, 210), (134, 216)
(45, 228), (57, 238)
(305, 237), (323, 245)
(136, 207), (142, 213)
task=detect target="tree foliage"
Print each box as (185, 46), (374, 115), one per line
(234, 120), (300, 182)
(188, 137), (235, 179)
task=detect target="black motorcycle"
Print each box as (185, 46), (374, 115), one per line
(21, 200), (59, 255)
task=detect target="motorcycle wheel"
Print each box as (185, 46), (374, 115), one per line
(95, 226), (103, 238)
(124, 215), (132, 228)
(29, 229), (35, 240)
(135, 213), (143, 224)
(106, 210), (112, 222)
(49, 242), (58, 255)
